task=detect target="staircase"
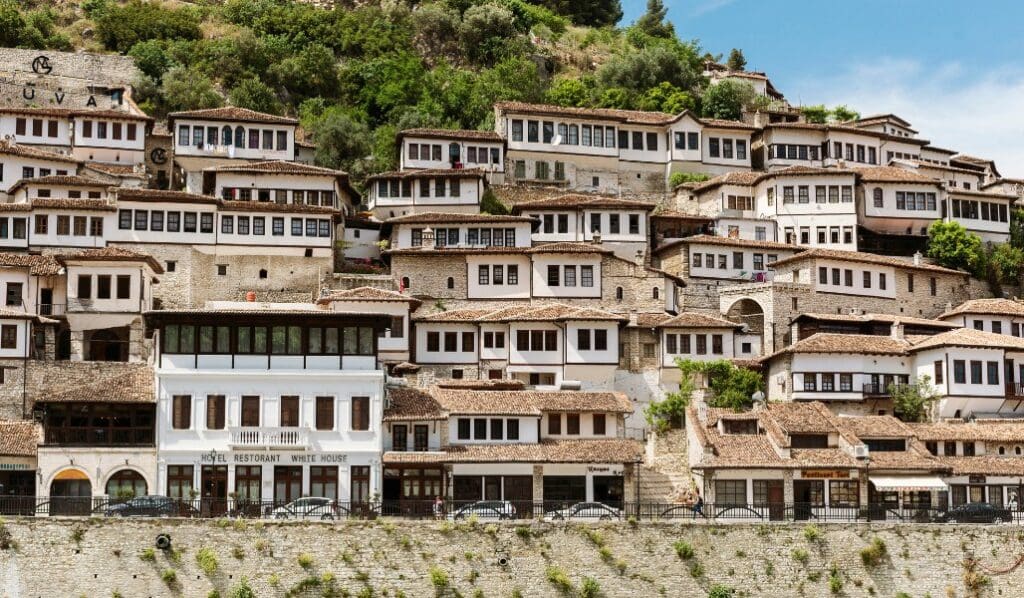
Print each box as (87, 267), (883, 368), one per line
(638, 428), (694, 503)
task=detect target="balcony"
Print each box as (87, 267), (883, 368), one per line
(1006, 383), (1024, 400)
(229, 427), (310, 449)
(36, 303), (66, 316)
(862, 383), (913, 398)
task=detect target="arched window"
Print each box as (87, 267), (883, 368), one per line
(872, 187), (883, 207)
(221, 125), (231, 146)
(446, 277), (454, 289)
(652, 287), (660, 300)
(1017, 446), (1022, 456)
(106, 469), (147, 500)
(401, 277), (410, 291)
(615, 287), (623, 301)
(234, 126), (245, 148)
(999, 446), (1006, 455)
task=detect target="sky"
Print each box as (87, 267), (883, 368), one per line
(620, 0), (1024, 177)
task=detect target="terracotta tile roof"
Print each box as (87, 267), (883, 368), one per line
(399, 128), (503, 141)
(386, 246), (532, 256)
(939, 456), (1024, 476)
(838, 415), (911, 438)
(867, 446), (947, 472)
(526, 242), (612, 255)
(909, 327), (1024, 352)
(634, 312), (672, 327)
(769, 248), (965, 275)
(205, 160), (347, 177)
(766, 402), (836, 434)
(0, 307), (44, 320)
(775, 333), (910, 357)
(910, 420), (1024, 443)
(657, 312), (741, 329)
(384, 212), (531, 225)
(316, 287), (421, 307)
(894, 159), (985, 176)
(61, 247), (163, 273)
(168, 107), (297, 125)
(383, 387), (444, 421)
(947, 188), (1017, 200)
(673, 234), (802, 251)
(478, 303), (626, 322)
(365, 168), (486, 181)
(0, 203), (34, 212)
(219, 200), (339, 215)
(0, 421), (39, 456)
(384, 438), (644, 464)
(495, 100), (676, 125)
(0, 141), (80, 164)
(32, 198), (116, 212)
(688, 171), (762, 193)
(764, 122), (930, 145)
(0, 254), (62, 276)
(848, 166), (942, 184)
(414, 307), (497, 322)
(116, 188), (219, 205)
(34, 363), (154, 405)
(852, 113), (915, 129)
(694, 428), (787, 469)
(788, 448), (860, 468)
(795, 312), (959, 329)
(939, 298), (1024, 319)
(84, 163), (146, 178)
(433, 379), (526, 390)
(513, 194), (656, 211)
(7, 175), (110, 194)
(0, 107), (152, 121)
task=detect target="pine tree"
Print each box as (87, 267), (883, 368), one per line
(635, 0), (674, 39)
(726, 48), (746, 71)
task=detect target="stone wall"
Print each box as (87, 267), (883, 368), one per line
(0, 518), (1018, 597)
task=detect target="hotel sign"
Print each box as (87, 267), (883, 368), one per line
(801, 469), (850, 479)
(200, 452), (349, 465)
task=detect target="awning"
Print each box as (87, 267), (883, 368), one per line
(54, 469), (89, 481)
(869, 475), (947, 491)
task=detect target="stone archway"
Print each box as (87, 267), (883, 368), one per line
(49, 468), (93, 516)
(724, 297), (765, 334)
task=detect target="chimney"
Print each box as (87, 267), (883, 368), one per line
(245, 291), (256, 302)
(634, 249), (644, 267)
(422, 227), (435, 249)
(890, 322), (904, 341)
(592, 232), (602, 245)
(753, 110), (766, 129)
(912, 251), (922, 266)
(628, 309), (638, 327)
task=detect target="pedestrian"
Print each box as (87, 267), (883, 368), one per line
(692, 490), (704, 518)
(433, 496), (444, 520)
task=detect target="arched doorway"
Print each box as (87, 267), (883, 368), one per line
(106, 469), (147, 501)
(725, 298), (765, 333)
(50, 469), (92, 516)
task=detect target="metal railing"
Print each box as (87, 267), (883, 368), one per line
(228, 427), (310, 449)
(36, 303), (66, 316)
(1, 498), (1020, 524)
(1006, 382), (1024, 399)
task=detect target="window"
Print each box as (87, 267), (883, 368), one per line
(547, 265), (560, 287)
(593, 413), (606, 435)
(907, 274), (914, 293)
(548, 413), (561, 435)
(709, 137), (720, 158)
(564, 266), (576, 287)
(581, 266), (593, 287)
(200, 213), (213, 233)
(988, 361), (1000, 385)
(803, 373), (817, 391)
(206, 395), (225, 430)
(172, 395), (191, 429)
(241, 396), (260, 427)
(351, 397), (370, 430)
(77, 275), (91, 299)
(715, 480), (747, 506)
(527, 120), (539, 143)
(280, 396), (300, 427)
(577, 329), (591, 351)
(0, 324), (16, 349)
(879, 273), (887, 290)
(221, 215), (234, 234)
(970, 360), (983, 384)
(929, 277), (937, 296)
(954, 360), (966, 384)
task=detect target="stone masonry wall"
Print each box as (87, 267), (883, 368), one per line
(0, 518), (1019, 597)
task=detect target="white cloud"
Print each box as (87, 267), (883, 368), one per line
(788, 58), (1024, 177)
(691, 0), (736, 17)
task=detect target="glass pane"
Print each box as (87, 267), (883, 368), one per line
(325, 328), (339, 354)
(179, 326), (195, 353)
(288, 326), (302, 354)
(199, 326), (214, 353)
(272, 326), (286, 354)
(164, 325), (179, 353)
(237, 327), (251, 354)
(216, 327), (230, 353)
(308, 327), (322, 354)
(358, 327), (373, 355)
(343, 327), (358, 355)
(254, 327), (267, 353)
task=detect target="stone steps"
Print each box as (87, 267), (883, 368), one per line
(638, 429), (693, 502)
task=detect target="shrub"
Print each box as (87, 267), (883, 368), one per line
(828, 562), (842, 594)
(232, 546), (245, 560)
(268, 573), (281, 587)
(515, 526), (532, 540)
(0, 520), (13, 550)
(579, 577), (601, 598)
(297, 552), (315, 569)
(688, 561), (704, 578)
(546, 566), (573, 595)
(668, 171), (710, 188)
(196, 547), (218, 576)
(139, 548), (156, 562)
(161, 569), (177, 586)
(673, 540), (695, 560)
(584, 529), (606, 547)
(708, 585), (735, 598)
(859, 538), (887, 568)
(429, 566), (449, 590)
(803, 524), (821, 542)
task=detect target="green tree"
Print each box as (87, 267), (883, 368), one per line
(800, 104), (829, 124)
(95, 0), (202, 53)
(889, 375), (938, 423)
(636, 82), (695, 113)
(544, 77), (594, 107)
(460, 3), (520, 66)
(646, 359), (764, 430)
(228, 77), (282, 116)
(269, 43), (340, 105)
(988, 242), (1024, 284)
(926, 220), (982, 273)
(310, 109), (372, 175)
(700, 80), (756, 120)
(634, 0), (674, 39)
(480, 189), (510, 215)
(1010, 208), (1024, 248)
(597, 44), (703, 96)
(725, 48), (746, 71)
(158, 67), (223, 116)
(829, 105), (860, 122)
(669, 172), (710, 188)
(532, 0), (622, 27)
(128, 40), (176, 82)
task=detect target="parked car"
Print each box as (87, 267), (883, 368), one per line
(104, 496), (197, 518)
(271, 497), (342, 520)
(933, 502), (1012, 524)
(450, 501), (517, 521)
(544, 502), (621, 521)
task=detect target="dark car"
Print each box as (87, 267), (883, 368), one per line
(933, 502), (1012, 524)
(104, 495), (197, 518)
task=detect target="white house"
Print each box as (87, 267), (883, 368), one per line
(397, 128), (505, 184)
(512, 194), (654, 260)
(0, 140), (81, 201)
(365, 169), (487, 219)
(938, 298), (1024, 336)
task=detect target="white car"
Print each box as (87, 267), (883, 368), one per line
(544, 502), (621, 522)
(271, 497), (341, 520)
(450, 500), (517, 521)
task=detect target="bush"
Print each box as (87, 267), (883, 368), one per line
(668, 171), (710, 188)
(95, 0), (202, 53)
(579, 577), (601, 598)
(429, 566), (449, 589)
(792, 548), (809, 564)
(859, 538), (887, 567)
(802, 524), (821, 542)
(545, 566), (573, 594)
(161, 569), (177, 586)
(139, 548), (156, 562)
(673, 540), (695, 560)
(828, 562), (842, 594)
(297, 552), (315, 569)
(480, 189), (510, 215)
(708, 585), (736, 598)
(196, 547), (218, 576)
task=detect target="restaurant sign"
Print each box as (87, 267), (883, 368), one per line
(200, 452), (349, 465)
(801, 469), (850, 479)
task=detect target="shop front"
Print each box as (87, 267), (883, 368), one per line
(0, 456), (36, 516)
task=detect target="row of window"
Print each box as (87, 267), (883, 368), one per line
(13, 166), (70, 181)
(162, 324), (378, 356)
(548, 412), (606, 435)
(546, 264), (594, 287)
(799, 373), (910, 392)
(725, 195), (753, 211)
(0, 217), (27, 240)
(664, 333), (724, 355)
(817, 267), (897, 291)
(589, 212), (641, 235)
(81, 119), (139, 142)
(171, 394), (369, 431)
(951, 199), (1010, 223)
(692, 252), (778, 271)
(780, 185), (854, 204)
(510, 119), (619, 149)
(75, 274), (132, 300)
(426, 328), (608, 354)
(33, 189), (103, 199)
(970, 320), (1024, 337)
(410, 227), (517, 248)
(477, 264), (519, 285)
(783, 226), (855, 245)
(455, 417), (521, 441)
(673, 131), (700, 151)
(511, 160), (566, 182)
(870, 189), (938, 211)
(34, 214), (103, 237)
(951, 360), (1002, 385)
(391, 423), (430, 451)
(166, 464), (371, 504)
(177, 125), (288, 151)
(769, 142), (878, 165)
(377, 177), (462, 199)
(707, 137), (747, 160)
(715, 479), (861, 509)
(14, 117), (60, 139)
(117, 210), (331, 238)
(220, 188), (336, 207)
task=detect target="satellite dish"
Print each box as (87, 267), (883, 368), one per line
(552, 135), (562, 145)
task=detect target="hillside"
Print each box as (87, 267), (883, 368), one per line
(0, 0), (756, 187)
